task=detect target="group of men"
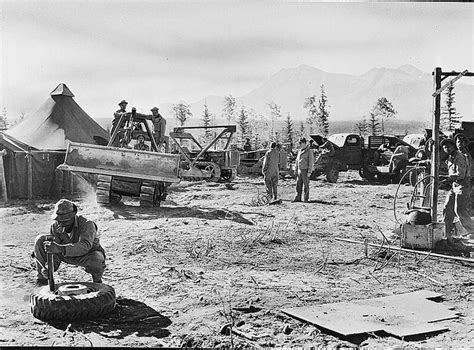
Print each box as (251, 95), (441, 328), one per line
(262, 137), (314, 203)
(441, 134), (474, 246)
(112, 99), (166, 151)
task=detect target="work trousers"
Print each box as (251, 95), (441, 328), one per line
(443, 186), (474, 240)
(295, 169), (310, 201)
(34, 234), (106, 283)
(264, 174), (278, 200)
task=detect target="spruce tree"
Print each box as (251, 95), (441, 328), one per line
(317, 84), (330, 136)
(303, 95), (318, 134)
(201, 101), (213, 141)
(441, 81), (461, 132)
(237, 106), (249, 141)
(284, 113), (294, 148)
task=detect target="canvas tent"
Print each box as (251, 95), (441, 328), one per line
(0, 83), (109, 199)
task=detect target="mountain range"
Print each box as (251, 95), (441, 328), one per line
(185, 64), (473, 123)
(96, 64), (474, 133)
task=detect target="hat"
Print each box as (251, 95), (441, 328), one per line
(440, 138), (455, 148)
(137, 134), (145, 140)
(150, 107), (159, 112)
(118, 100), (128, 106)
(51, 199), (77, 221)
(454, 133), (467, 143)
(299, 138), (307, 144)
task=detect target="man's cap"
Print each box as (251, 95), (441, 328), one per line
(299, 138), (307, 144)
(440, 138), (455, 148)
(51, 199), (77, 221)
(118, 100), (128, 106)
(454, 133), (467, 143)
(137, 134), (145, 140)
(150, 107), (159, 112)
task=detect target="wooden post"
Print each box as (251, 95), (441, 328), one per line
(27, 148), (33, 200)
(430, 67), (442, 222)
(0, 150), (8, 202)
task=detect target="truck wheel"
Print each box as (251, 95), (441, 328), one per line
(30, 282), (116, 321)
(220, 169), (236, 182)
(326, 165), (339, 183)
(359, 168), (375, 180)
(96, 175), (112, 204)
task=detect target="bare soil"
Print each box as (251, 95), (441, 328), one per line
(0, 172), (473, 348)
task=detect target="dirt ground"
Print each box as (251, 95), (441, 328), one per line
(0, 171), (473, 348)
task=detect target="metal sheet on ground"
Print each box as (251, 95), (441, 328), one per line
(282, 290), (458, 338)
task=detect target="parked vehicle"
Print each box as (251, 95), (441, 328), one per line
(307, 133), (417, 183)
(169, 125), (240, 182)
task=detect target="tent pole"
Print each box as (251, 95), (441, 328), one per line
(0, 150), (8, 202)
(27, 148), (33, 200)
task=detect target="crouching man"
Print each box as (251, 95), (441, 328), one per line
(33, 199), (106, 285)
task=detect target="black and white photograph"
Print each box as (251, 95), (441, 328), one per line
(0, 1), (473, 347)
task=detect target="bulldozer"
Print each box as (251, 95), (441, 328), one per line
(169, 125), (240, 182)
(58, 108), (181, 206)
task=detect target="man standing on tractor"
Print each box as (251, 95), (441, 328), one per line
(262, 142), (280, 201)
(292, 138), (314, 203)
(134, 134), (150, 151)
(441, 138), (474, 246)
(151, 107), (166, 151)
(111, 99), (128, 135)
(32, 199), (106, 286)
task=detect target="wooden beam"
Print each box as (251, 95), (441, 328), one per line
(432, 69), (468, 97)
(440, 71), (474, 77)
(27, 148), (33, 200)
(335, 237), (473, 264)
(431, 67), (442, 222)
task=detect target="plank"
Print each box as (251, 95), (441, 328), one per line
(282, 290), (458, 338)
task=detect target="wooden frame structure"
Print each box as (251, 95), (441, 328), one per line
(430, 68), (474, 221)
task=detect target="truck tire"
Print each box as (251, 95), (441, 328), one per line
(326, 165), (339, 183)
(220, 169), (236, 182)
(359, 167), (375, 181)
(30, 282), (116, 321)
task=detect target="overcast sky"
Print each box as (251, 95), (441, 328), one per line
(0, 1), (472, 120)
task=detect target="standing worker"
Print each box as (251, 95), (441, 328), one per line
(151, 107), (166, 151)
(32, 199), (106, 286)
(262, 142), (280, 201)
(455, 133), (474, 215)
(441, 138), (474, 246)
(111, 100), (128, 135)
(292, 138), (314, 203)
